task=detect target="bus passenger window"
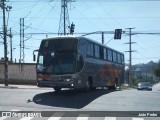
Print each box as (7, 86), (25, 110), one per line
(103, 48), (107, 60)
(117, 53), (121, 64)
(113, 51), (117, 62)
(87, 42), (94, 57)
(94, 44), (100, 58)
(108, 50), (112, 61)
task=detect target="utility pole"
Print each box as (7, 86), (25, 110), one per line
(20, 18), (25, 63)
(63, 0), (66, 35)
(129, 28), (133, 86)
(58, 0), (75, 35)
(102, 32), (104, 44)
(125, 28), (136, 86)
(1, 0), (8, 86)
(10, 28), (13, 62)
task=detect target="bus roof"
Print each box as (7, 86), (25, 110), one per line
(42, 35), (77, 41)
(41, 36), (124, 55)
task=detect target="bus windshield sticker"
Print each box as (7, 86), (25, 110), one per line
(44, 41), (49, 47)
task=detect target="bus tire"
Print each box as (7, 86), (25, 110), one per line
(112, 85), (116, 90)
(110, 78), (118, 90)
(108, 84), (116, 90)
(114, 77), (118, 90)
(91, 87), (96, 90)
(54, 87), (61, 92)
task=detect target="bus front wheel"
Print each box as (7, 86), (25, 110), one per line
(54, 87), (61, 92)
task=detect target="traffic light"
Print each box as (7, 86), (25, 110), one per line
(70, 22), (75, 35)
(114, 29), (122, 39)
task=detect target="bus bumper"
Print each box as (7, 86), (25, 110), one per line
(37, 80), (75, 88)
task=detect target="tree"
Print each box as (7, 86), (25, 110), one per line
(154, 61), (160, 79)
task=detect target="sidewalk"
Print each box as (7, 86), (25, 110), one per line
(0, 84), (38, 89)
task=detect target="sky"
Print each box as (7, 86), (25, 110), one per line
(0, 0), (160, 66)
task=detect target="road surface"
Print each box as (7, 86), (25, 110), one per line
(0, 83), (160, 120)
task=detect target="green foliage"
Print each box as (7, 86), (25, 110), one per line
(132, 77), (154, 86)
(154, 62), (160, 78)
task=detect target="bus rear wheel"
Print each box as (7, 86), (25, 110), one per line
(108, 85), (116, 90)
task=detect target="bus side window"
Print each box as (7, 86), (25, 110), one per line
(121, 54), (124, 64)
(117, 53), (121, 64)
(94, 44), (100, 58)
(103, 48), (107, 60)
(113, 51), (117, 63)
(108, 49), (112, 61)
(87, 42), (94, 57)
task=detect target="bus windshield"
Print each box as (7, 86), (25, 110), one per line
(37, 52), (76, 75)
(37, 38), (77, 74)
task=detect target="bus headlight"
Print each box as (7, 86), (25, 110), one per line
(66, 79), (71, 82)
(64, 79), (73, 82)
(61, 75), (74, 82)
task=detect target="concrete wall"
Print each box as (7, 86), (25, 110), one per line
(0, 64), (4, 81)
(0, 63), (37, 85)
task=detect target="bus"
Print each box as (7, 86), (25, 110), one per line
(33, 36), (125, 92)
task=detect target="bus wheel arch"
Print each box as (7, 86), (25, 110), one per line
(85, 76), (92, 91)
(115, 77), (118, 87)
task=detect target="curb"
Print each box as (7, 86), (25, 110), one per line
(0, 84), (38, 89)
(0, 86), (18, 89)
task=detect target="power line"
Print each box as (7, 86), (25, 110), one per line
(7, 0), (160, 2)
(8, 31), (160, 36)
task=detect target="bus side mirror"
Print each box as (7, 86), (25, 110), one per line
(33, 49), (39, 62)
(33, 54), (36, 61)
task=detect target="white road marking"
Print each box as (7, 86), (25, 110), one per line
(104, 117), (116, 120)
(48, 112), (65, 120)
(76, 114), (89, 120)
(132, 118), (144, 120)
(19, 117), (34, 120)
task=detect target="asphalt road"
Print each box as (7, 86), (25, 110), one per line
(0, 83), (160, 120)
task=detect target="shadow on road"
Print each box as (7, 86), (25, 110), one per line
(33, 89), (115, 109)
